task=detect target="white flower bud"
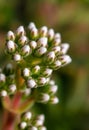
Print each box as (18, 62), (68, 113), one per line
(49, 80), (55, 85)
(30, 126), (38, 130)
(61, 43), (69, 54)
(32, 65), (40, 74)
(16, 26), (25, 36)
(60, 55), (72, 66)
(49, 85), (58, 94)
(0, 73), (6, 83)
(7, 31), (15, 41)
(38, 77), (47, 86)
(1, 90), (7, 97)
(27, 79), (36, 88)
(21, 45), (31, 56)
(36, 47), (47, 56)
(18, 36), (28, 46)
(39, 126), (47, 130)
(50, 97), (59, 104)
(29, 41), (37, 49)
(48, 28), (54, 41)
(30, 27), (38, 39)
(54, 33), (61, 39)
(24, 88), (31, 96)
(35, 119), (43, 126)
(46, 51), (55, 63)
(20, 122), (27, 129)
(28, 22), (36, 30)
(37, 37), (48, 47)
(9, 84), (16, 93)
(53, 60), (61, 69)
(37, 114), (45, 122)
(53, 38), (61, 46)
(6, 40), (16, 53)
(23, 68), (30, 78)
(52, 46), (61, 55)
(39, 26), (48, 37)
(39, 93), (50, 103)
(13, 53), (22, 62)
(24, 111), (32, 120)
(43, 68), (53, 77)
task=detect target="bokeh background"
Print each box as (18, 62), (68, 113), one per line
(0, 0), (89, 130)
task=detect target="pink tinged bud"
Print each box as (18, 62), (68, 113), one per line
(6, 40), (16, 53)
(46, 51), (55, 63)
(21, 45), (31, 56)
(40, 93), (50, 102)
(7, 31), (15, 41)
(53, 38), (61, 46)
(49, 85), (58, 94)
(27, 79), (36, 88)
(37, 37), (48, 47)
(39, 26), (48, 37)
(47, 28), (54, 41)
(50, 97), (59, 104)
(61, 43), (70, 54)
(18, 36), (28, 46)
(0, 73), (6, 83)
(53, 60), (62, 69)
(52, 46), (61, 55)
(54, 33), (61, 39)
(43, 68), (53, 77)
(30, 27), (38, 39)
(28, 22), (36, 30)
(36, 47), (47, 56)
(38, 77), (47, 86)
(29, 41), (37, 50)
(1, 90), (7, 97)
(60, 55), (72, 66)
(16, 26), (25, 36)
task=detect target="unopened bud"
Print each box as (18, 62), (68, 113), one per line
(21, 45), (31, 56)
(18, 36), (28, 46)
(60, 55), (72, 66)
(23, 68), (30, 78)
(24, 111), (32, 120)
(30, 27), (38, 39)
(38, 77), (47, 86)
(29, 41), (37, 50)
(28, 22), (36, 30)
(20, 122), (27, 129)
(50, 97), (59, 104)
(39, 93), (50, 103)
(9, 84), (16, 93)
(60, 43), (69, 54)
(7, 31), (15, 41)
(27, 79), (36, 88)
(46, 51), (55, 63)
(39, 26), (48, 37)
(32, 65), (40, 75)
(30, 126), (38, 130)
(52, 60), (61, 70)
(1, 90), (7, 97)
(48, 28), (54, 41)
(16, 26), (25, 36)
(13, 53), (22, 62)
(0, 73), (6, 83)
(43, 68), (52, 77)
(6, 40), (16, 53)
(37, 37), (48, 47)
(36, 47), (47, 56)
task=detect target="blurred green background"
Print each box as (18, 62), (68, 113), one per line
(0, 0), (89, 130)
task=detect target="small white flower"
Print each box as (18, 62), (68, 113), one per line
(39, 26), (48, 36)
(18, 36), (28, 46)
(28, 22), (36, 30)
(16, 26), (25, 36)
(7, 31), (15, 41)
(38, 77), (47, 86)
(48, 28), (54, 41)
(21, 45), (31, 56)
(27, 79), (36, 88)
(49, 80), (55, 85)
(53, 37), (61, 46)
(50, 97), (59, 104)
(32, 65), (40, 74)
(30, 27), (38, 39)
(39, 126), (47, 130)
(1, 90), (7, 97)
(9, 84), (16, 93)
(20, 121), (27, 129)
(37, 37), (48, 47)
(36, 47), (47, 56)
(52, 46), (61, 55)
(53, 60), (62, 69)
(35, 119), (43, 126)
(0, 73), (6, 82)
(46, 51), (55, 63)
(24, 88), (31, 96)
(6, 40), (16, 53)
(40, 93), (50, 102)
(24, 111), (32, 120)
(13, 53), (22, 62)
(61, 43), (69, 54)
(49, 85), (58, 94)
(29, 41), (37, 49)
(43, 68), (53, 77)
(30, 126), (38, 130)
(23, 68), (30, 77)
(37, 114), (45, 122)
(54, 33), (61, 39)
(60, 55), (72, 66)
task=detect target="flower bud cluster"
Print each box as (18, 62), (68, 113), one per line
(0, 63), (17, 97)
(36, 79), (59, 104)
(19, 112), (46, 130)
